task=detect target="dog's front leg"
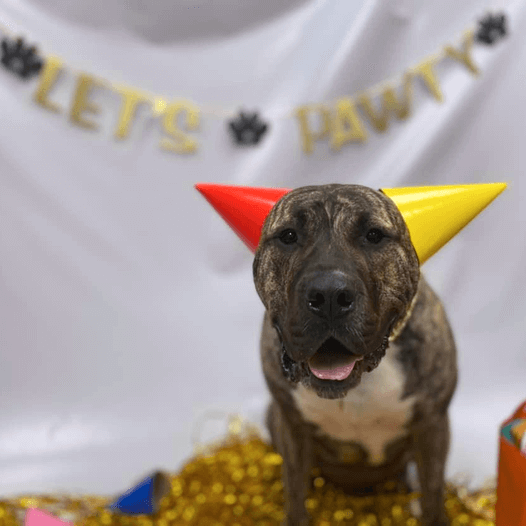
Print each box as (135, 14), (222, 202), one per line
(268, 400), (313, 526)
(412, 412), (451, 526)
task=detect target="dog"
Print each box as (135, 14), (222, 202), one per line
(253, 184), (457, 526)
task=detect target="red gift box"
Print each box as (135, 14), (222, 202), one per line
(496, 401), (526, 526)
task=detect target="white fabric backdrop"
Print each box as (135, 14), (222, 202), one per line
(0, 0), (524, 498)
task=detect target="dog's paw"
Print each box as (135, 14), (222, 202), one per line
(281, 519), (310, 526)
(409, 498), (422, 518)
(421, 515), (450, 526)
(281, 519), (309, 526)
(281, 511), (310, 526)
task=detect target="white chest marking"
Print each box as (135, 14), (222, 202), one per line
(292, 346), (416, 465)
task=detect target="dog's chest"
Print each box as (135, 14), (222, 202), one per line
(292, 347), (416, 465)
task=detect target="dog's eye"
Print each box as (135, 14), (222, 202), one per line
(366, 228), (385, 244)
(279, 229), (298, 245)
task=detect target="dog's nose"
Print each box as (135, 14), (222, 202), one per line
(306, 272), (355, 320)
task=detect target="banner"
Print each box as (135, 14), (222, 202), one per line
(0, 13), (507, 155)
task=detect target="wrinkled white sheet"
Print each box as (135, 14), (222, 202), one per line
(0, 0), (524, 498)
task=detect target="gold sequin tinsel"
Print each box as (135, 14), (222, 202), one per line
(0, 417), (497, 526)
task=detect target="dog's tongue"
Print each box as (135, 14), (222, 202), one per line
(309, 359), (357, 381)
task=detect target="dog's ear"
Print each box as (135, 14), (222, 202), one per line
(253, 250), (265, 304)
(252, 252), (260, 281)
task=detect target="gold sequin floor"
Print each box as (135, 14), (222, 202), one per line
(0, 423), (497, 526)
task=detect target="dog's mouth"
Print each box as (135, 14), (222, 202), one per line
(276, 318), (394, 390)
(307, 337), (363, 382)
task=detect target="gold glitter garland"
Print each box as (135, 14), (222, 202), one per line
(0, 418), (497, 526)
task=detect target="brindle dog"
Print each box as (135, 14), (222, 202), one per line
(253, 184), (457, 526)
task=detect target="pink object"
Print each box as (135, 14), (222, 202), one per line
(309, 360), (357, 381)
(25, 509), (72, 526)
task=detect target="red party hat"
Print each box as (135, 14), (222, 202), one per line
(195, 184), (291, 252)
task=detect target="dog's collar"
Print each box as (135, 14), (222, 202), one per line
(388, 292), (418, 343)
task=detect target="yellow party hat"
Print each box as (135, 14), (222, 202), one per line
(382, 183), (507, 264)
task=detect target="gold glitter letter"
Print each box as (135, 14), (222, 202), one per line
(295, 105), (331, 154)
(160, 101), (200, 154)
(412, 57), (443, 102)
(330, 99), (367, 151)
(357, 74), (413, 132)
(444, 29), (480, 76)
(33, 55), (63, 113)
(70, 74), (101, 130)
(152, 97), (168, 117)
(114, 87), (150, 140)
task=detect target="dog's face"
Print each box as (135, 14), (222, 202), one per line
(253, 184), (420, 400)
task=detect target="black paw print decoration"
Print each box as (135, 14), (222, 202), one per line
(476, 13), (507, 45)
(229, 111), (269, 146)
(1, 36), (44, 79)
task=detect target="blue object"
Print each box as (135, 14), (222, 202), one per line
(109, 471), (170, 515)
(501, 420), (522, 445)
